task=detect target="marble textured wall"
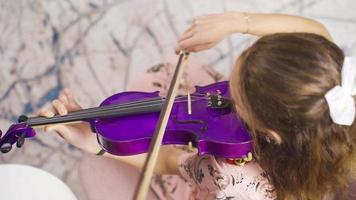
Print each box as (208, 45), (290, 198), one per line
(0, 0), (355, 199)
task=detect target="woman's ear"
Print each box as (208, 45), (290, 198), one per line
(266, 129), (282, 144)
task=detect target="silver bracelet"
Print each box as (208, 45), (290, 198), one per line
(242, 12), (251, 34)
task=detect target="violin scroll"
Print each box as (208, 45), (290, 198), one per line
(0, 119), (36, 153)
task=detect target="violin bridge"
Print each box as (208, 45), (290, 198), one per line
(187, 92), (192, 115)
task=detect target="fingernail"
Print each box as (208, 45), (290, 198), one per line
(60, 109), (68, 116)
(45, 111), (54, 117)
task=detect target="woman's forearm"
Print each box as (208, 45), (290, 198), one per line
(176, 12), (333, 52)
(104, 145), (185, 175)
(231, 12), (333, 41)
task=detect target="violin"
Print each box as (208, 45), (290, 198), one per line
(0, 81), (252, 158)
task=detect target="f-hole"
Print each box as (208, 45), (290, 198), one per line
(172, 116), (208, 132)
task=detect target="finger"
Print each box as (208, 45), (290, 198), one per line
(44, 125), (71, 140)
(175, 34), (193, 53)
(59, 92), (69, 105)
(183, 22), (195, 33)
(52, 100), (68, 116)
(63, 89), (82, 110)
(37, 107), (55, 118)
(189, 43), (213, 52)
(45, 124), (64, 133)
(178, 20), (200, 41)
(63, 89), (75, 102)
(178, 37), (205, 51)
(178, 30), (195, 43)
(174, 46), (182, 55)
(44, 125), (56, 132)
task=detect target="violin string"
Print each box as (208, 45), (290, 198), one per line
(48, 93), (206, 119)
(30, 95), (207, 122)
(29, 93), (207, 123)
(30, 102), (163, 125)
(29, 98), (207, 126)
(39, 95), (207, 121)
(94, 93), (207, 112)
(29, 95), (210, 125)
(30, 94), (229, 126)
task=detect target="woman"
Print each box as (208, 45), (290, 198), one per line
(41, 12), (356, 199)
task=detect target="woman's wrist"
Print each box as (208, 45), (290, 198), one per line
(228, 11), (253, 34)
(82, 133), (103, 154)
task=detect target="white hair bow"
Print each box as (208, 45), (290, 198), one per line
(325, 57), (356, 126)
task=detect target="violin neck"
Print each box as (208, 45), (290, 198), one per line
(26, 98), (163, 127)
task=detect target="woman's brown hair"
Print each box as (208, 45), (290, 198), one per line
(230, 33), (356, 199)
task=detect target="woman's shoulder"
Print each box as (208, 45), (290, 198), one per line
(178, 153), (277, 200)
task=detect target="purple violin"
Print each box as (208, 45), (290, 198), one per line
(0, 81), (252, 158)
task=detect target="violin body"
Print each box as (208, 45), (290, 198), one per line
(0, 81), (252, 159)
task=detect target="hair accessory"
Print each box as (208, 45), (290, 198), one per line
(325, 57), (356, 126)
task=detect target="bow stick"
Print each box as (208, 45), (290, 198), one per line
(133, 51), (189, 199)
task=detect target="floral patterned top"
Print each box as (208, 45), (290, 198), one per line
(177, 153), (276, 200)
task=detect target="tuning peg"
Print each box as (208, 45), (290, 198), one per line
(18, 115), (28, 123)
(16, 132), (26, 148)
(0, 143), (12, 153)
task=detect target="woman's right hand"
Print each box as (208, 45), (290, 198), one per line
(38, 89), (101, 154)
(175, 12), (244, 52)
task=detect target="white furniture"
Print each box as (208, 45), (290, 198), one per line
(0, 164), (77, 200)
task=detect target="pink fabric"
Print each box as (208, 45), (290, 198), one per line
(78, 153), (276, 200)
(178, 153), (276, 200)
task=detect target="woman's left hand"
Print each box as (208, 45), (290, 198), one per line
(175, 12), (241, 52)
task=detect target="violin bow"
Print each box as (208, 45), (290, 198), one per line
(133, 51), (189, 200)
